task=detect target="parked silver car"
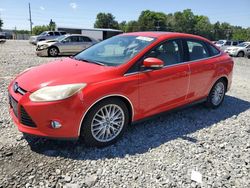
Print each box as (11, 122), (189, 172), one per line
(36, 34), (97, 57)
(29, 31), (67, 45)
(215, 40), (240, 51)
(225, 42), (250, 57)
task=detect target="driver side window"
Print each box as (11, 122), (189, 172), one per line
(147, 40), (182, 66)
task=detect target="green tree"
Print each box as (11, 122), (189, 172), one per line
(32, 25), (49, 35)
(194, 15), (213, 39)
(137, 10), (167, 31)
(49, 19), (56, 31)
(119, 21), (127, 32)
(173, 9), (196, 33)
(0, 18), (3, 31)
(125, 21), (139, 32)
(94, 13), (119, 29)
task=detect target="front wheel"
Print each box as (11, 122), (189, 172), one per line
(206, 79), (226, 108)
(48, 47), (59, 57)
(81, 98), (129, 147)
(237, 51), (244, 57)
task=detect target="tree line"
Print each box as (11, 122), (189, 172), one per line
(94, 9), (250, 41)
(0, 9), (249, 41)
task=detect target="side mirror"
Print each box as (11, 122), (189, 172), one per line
(143, 57), (164, 70)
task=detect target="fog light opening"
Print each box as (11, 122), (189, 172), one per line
(51, 121), (62, 129)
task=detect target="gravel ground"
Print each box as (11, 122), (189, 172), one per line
(0, 40), (250, 188)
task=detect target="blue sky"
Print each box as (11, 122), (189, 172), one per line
(0, 0), (249, 30)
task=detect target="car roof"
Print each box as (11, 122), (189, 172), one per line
(121, 31), (211, 42)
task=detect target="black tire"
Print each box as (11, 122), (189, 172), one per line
(205, 79), (226, 109)
(237, 51), (244, 57)
(81, 98), (129, 147)
(48, 47), (59, 57)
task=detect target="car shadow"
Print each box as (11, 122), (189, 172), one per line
(25, 95), (250, 160)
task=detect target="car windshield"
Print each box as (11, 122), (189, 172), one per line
(237, 42), (249, 47)
(39, 32), (47, 36)
(57, 35), (67, 41)
(216, 41), (225, 45)
(74, 35), (156, 66)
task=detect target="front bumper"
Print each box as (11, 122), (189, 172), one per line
(36, 48), (48, 56)
(8, 83), (87, 139)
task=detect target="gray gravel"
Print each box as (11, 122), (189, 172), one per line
(0, 40), (250, 188)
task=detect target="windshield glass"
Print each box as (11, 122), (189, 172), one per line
(74, 35), (156, 66)
(237, 42), (249, 47)
(39, 32), (47, 36)
(216, 41), (225, 45)
(57, 35), (67, 41)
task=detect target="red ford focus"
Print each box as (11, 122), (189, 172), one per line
(8, 32), (233, 147)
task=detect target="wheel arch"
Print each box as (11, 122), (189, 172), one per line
(209, 76), (229, 95)
(78, 94), (134, 136)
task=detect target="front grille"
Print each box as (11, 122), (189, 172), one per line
(9, 95), (18, 118)
(20, 106), (36, 127)
(13, 82), (27, 95)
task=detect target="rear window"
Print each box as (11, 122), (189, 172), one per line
(225, 41), (231, 45)
(186, 40), (209, 61)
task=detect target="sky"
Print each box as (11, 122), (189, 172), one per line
(0, 0), (249, 30)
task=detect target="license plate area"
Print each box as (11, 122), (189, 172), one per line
(9, 95), (18, 118)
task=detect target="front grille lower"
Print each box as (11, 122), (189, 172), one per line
(20, 106), (36, 127)
(9, 95), (18, 118)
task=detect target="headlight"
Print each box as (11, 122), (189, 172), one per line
(29, 83), (87, 102)
(39, 44), (49, 50)
(233, 48), (237, 52)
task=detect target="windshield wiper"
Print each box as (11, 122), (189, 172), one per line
(74, 58), (106, 66)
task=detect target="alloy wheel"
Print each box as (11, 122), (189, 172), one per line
(91, 104), (125, 142)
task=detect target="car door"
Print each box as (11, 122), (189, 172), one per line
(79, 36), (93, 51)
(60, 36), (79, 54)
(138, 39), (190, 117)
(184, 39), (217, 101)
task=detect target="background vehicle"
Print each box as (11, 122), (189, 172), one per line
(216, 40), (240, 51)
(36, 34), (97, 57)
(0, 32), (6, 43)
(8, 32), (234, 147)
(225, 42), (250, 57)
(29, 31), (67, 45)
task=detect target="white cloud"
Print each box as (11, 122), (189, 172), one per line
(70, 2), (77, 9)
(40, 6), (45, 11)
(0, 8), (6, 12)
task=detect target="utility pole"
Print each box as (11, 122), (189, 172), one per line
(156, 20), (160, 31)
(28, 3), (33, 34)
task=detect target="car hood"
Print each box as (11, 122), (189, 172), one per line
(37, 40), (58, 46)
(14, 58), (116, 92)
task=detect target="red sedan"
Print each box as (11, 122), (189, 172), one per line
(8, 32), (233, 147)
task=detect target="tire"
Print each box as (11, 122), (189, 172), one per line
(206, 79), (226, 109)
(237, 51), (244, 57)
(48, 47), (59, 57)
(81, 98), (129, 147)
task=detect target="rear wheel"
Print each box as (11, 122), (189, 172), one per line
(206, 79), (226, 108)
(48, 47), (59, 57)
(81, 98), (129, 147)
(237, 51), (244, 57)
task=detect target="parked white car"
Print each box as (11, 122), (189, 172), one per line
(36, 34), (97, 57)
(215, 40), (241, 51)
(225, 42), (250, 57)
(29, 31), (67, 45)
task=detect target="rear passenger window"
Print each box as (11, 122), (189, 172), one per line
(54, 32), (60, 36)
(48, 32), (54, 36)
(233, 41), (238, 46)
(207, 43), (220, 56)
(147, 40), (182, 66)
(187, 40), (209, 61)
(83, 36), (92, 42)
